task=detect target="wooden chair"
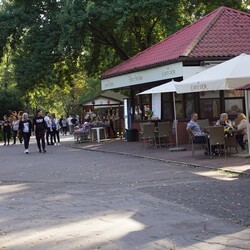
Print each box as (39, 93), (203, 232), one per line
(140, 123), (156, 148)
(208, 126), (226, 158)
(187, 127), (208, 156)
(156, 121), (171, 148)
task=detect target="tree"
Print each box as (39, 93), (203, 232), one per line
(0, 0), (249, 105)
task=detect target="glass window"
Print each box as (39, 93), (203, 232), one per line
(161, 93), (172, 120)
(200, 99), (220, 119)
(175, 93), (184, 119)
(175, 93), (183, 101)
(224, 90), (244, 98)
(141, 94), (150, 105)
(185, 100), (195, 117)
(225, 99), (244, 116)
(200, 91), (220, 99)
(162, 102), (172, 120)
(132, 90), (151, 121)
(134, 105), (142, 121)
(176, 102), (184, 119)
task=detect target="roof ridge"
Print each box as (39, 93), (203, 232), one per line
(221, 5), (250, 16)
(182, 6), (226, 56)
(101, 6), (250, 78)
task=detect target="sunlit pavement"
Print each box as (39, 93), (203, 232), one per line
(0, 135), (249, 249)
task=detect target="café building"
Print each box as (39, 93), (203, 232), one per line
(100, 6), (250, 144)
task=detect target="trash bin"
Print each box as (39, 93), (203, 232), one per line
(126, 129), (137, 142)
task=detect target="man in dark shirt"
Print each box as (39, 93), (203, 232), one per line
(33, 110), (47, 153)
(71, 115), (78, 127)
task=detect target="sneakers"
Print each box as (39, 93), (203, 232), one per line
(24, 149), (29, 154)
(57, 143), (60, 146)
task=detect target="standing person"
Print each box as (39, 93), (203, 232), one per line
(71, 115), (78, 129)
(61, 116), (68, 135)
(107, 109), (116, 138)
(2, 115), (11, 146)
(44, 112), (53, 145)
(12, 115), (20, 144)
(51, 114), (60, 146)
(67, 115), (73, 134)
(19, 113), (32, 154)
(33, 110), (47, 153)
(18, 115), (23, 143)
(235, 113), (248, 151)
(59, 115), (63, 134)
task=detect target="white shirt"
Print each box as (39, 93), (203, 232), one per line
(23, 121), (29, 133)
(44, 115), (51, 128)
(238, 118), (248, 141)
(67, 116), (72, 126)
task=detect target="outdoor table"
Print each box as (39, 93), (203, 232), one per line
(91, 127), (107, 143)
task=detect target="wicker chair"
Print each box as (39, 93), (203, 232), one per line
(209, 126), (226, 158)
(225, 133), (238, 153)
(156, 121), (171, 148)
(187, 127), (208, 156)
(140, 123), (156, 148)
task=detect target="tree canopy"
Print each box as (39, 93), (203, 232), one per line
(0, 0), (249, 116)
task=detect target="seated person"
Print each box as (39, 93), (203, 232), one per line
(235, 113), (248, 151)
(215, 113), (234, 130)
(187, 113), (207, 143)
(187, 113), (216, 155)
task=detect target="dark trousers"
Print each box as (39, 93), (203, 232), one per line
(52, 130), (60, 143)
(23, 132), (30, 149)
(46, 130), (53, 145)
(13, 130), (20, 144)
(3, 129), (11, 145)
(236, 134), (245, 149)
(62, 126), (67, 135)
(36, 130), (45, 150)
(193, 135), (216, 154)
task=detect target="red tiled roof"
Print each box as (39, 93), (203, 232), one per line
(101, 6), (250, 79)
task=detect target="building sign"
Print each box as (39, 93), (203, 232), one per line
(101, 62), (183, 90)
(190, 82), (208, 91)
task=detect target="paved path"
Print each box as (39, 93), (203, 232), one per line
(0, 136), (249, 249)
(73, 138), (250, 176)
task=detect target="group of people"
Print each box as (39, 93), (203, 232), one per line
(1, 110), (69, 154)
(187, 112), (248, 155)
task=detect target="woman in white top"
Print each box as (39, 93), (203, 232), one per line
(235, 113), (248, 150)
(18, 113), (32, 154)
(215, 113), (234, 130)
(51, 115), (60, 146)
(12, 115), (20, 144)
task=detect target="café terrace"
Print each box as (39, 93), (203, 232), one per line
(100, 6), (250, 144)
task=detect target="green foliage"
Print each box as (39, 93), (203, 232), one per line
(0, 0), (249, 114)
(0, 88), (24, 119)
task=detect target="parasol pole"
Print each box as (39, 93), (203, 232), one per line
(169, 91), (185, 151)
(173, 92), (178, 147)
(244, 90), (250, 155)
